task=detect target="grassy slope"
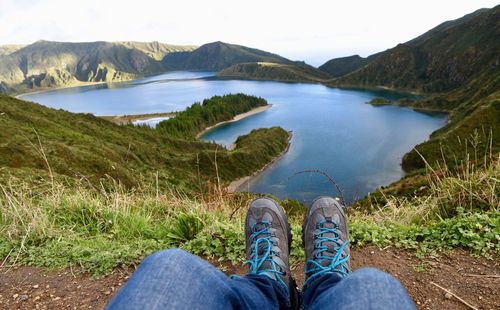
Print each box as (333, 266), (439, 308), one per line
(218, 62), (331, 83)
(0, 44), (25, 56)
(332, 6), (499, 93)
(0, 94), (289, 193)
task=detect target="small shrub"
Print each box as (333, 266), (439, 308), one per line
(167, 212), (204, 244)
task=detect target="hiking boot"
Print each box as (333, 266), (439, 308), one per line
(245, 197), (299, 308)
(302, 196), (350, 287)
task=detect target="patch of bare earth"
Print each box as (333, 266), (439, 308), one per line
(1, 246), (498, 309)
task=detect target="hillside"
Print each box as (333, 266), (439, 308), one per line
(218, 62), (331, 83)
(323, 6), (500, 171)
(162, 41), (294, 71)
(0, 44), (25, 56)
(332, 6), (499, 94)
(0, 40), (301, 93)
(118, 41), (197, 60)
(0, 40), (194, 93)
(0, 94), (289, 192)
(319, 54), (379, 78)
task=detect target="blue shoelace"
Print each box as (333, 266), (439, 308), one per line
(304, 219), (350, 286)
(246, 221), (288, 290)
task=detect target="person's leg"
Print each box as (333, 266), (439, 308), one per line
(301, 196), (415, 309)
(106, 248), (288, 310)
(302, 268), (415, 310)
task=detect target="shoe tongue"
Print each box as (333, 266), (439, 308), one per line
(254, 222), (268, 231)
(254, 242), (282, 281)
(318, 218), (339, 267)
(321, 218), (336, 240)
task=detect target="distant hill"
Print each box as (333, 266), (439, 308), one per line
(162, 41), (294, 71)
(0, 40), (195, 93)
(319, 54), (380, 78)
(0, 40), (299, 93)
(218, 62), (330, 82)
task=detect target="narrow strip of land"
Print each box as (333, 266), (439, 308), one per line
(227, 130), (292, 192)
(196, 104), (272, 139)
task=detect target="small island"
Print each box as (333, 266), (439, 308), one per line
(368, 97), (394, 105)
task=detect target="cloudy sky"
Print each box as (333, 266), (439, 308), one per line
(0, 0), (497, 65)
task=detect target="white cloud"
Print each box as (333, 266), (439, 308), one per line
(0, 0), (497, 65)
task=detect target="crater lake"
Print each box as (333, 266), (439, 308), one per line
(21, 71), (447, 204)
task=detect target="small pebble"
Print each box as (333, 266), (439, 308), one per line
(33, 284), (39, 289)
(445, 292), (452, 299)
(13, 293), (18, 299)
(19, 294), (29, 301)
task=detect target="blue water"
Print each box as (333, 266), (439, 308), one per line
(21, 71), (447, 204)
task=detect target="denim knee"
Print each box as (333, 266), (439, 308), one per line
(349, 267), (398, 283)
(141, 248), (195, 270)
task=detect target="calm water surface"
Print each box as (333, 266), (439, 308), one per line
(22, 71), (447, 204)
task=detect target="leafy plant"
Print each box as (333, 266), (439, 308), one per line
(167, 212), (204, 244)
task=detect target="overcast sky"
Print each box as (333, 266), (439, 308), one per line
(0, 0), (497, 65)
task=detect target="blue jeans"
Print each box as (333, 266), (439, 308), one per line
(107, 249), (415, 310)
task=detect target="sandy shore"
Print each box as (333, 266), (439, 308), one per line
(227, 131), (292, 193)
(196, 104), (272, 139)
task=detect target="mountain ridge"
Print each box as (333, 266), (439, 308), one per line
(0, 40), (179, 89)
(218, 61), (330, 83)
(330, 6), (499, 93)
(0, 40), (300, 93)
(162, 41), (295, 71)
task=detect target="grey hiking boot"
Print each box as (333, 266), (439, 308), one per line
(302, 196), (350, 287)
(245, 197), (299, 309)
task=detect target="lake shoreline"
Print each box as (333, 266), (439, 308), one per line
(227, 131), (293, 193)
(14, 81), (109, 98)
(196, 104), (272, 139)
(14, 70), (214, 99)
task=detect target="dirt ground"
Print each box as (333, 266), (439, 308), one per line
(1, 246), (498, 309)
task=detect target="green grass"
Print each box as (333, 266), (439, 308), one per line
(1, 155), (497, 275)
